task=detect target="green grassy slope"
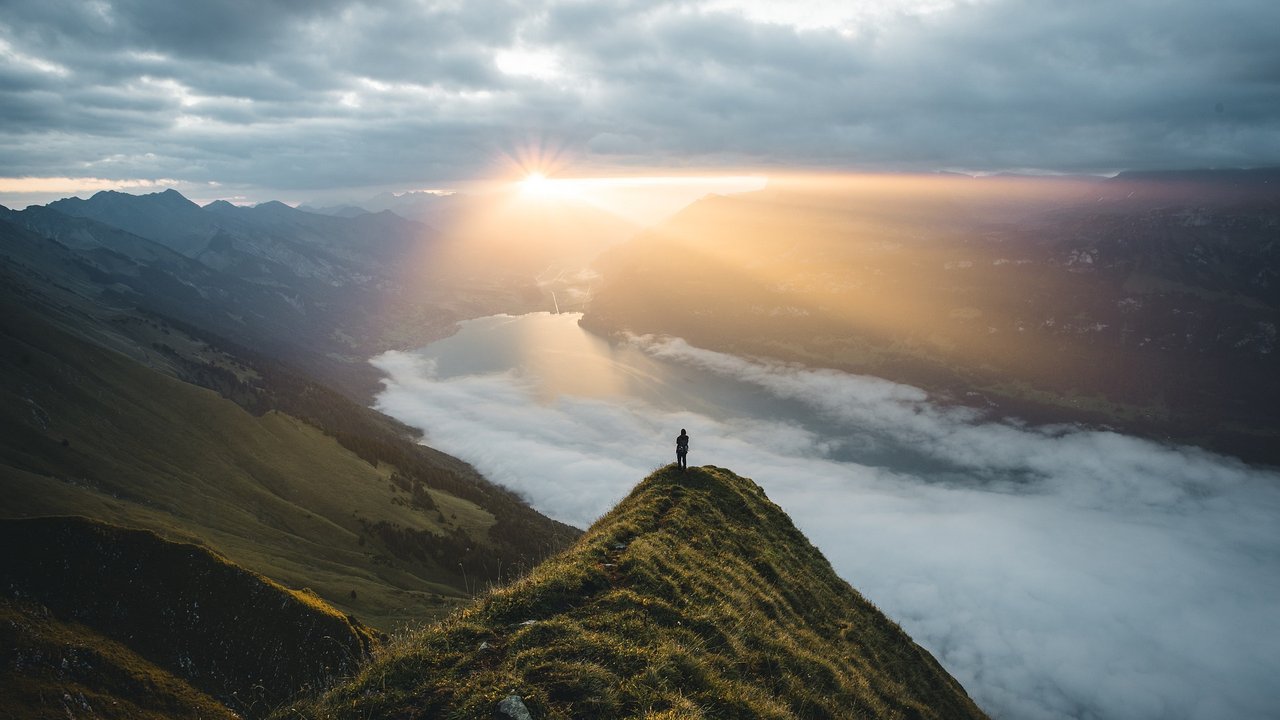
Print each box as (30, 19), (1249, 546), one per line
(285, 466), (988, 720)
(0, 516), (373, 719)
(0, 295), (575, 629)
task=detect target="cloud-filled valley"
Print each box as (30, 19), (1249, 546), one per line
(372, 313), (1280, 720)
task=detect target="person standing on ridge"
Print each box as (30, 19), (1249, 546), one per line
(675, 429), (689, 471)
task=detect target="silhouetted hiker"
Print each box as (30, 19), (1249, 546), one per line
(676, 429), (689, 470)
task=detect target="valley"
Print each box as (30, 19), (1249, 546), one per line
(582, 170), (1280, 464)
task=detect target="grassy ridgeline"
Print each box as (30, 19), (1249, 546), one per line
(286, 466), (988, 720)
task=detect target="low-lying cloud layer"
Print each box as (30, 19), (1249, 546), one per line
(373, 317), (1280, 720)
(3, 0), (1279, 204)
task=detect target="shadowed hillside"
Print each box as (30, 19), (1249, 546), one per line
(0, 516), (374, 719)
(1, 599), (236, 720)
(0, 224), (579, 629)
(283, 466), (988, 720)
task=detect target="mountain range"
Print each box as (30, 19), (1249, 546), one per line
(4, 188), (510, 397)
(3, 186), (636, 396)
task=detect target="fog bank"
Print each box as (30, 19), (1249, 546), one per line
(372, 322), (1280, 720)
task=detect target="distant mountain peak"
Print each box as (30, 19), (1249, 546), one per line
(76, 187), (199, 210)
(203, 199), (237, 211)
(247, 199), (300, 218)
(158, 189), (199, 208)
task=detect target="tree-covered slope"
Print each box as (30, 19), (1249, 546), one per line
(286, 466), (987, 720)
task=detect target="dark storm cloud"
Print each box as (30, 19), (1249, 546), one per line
(1, 0), (1278, 200)
(319, 0), (522, 87)
(6, 0), (346, 62)
(895, 0), (1280, 168)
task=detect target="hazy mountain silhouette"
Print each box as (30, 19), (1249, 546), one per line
(48, 189), (427, 284)
(293, 202), (373, 218)
(357, 189), (456, 222)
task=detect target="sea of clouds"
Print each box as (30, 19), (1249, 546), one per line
(372, 331), (1280, 720)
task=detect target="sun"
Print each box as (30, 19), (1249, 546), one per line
(521, 170), (549, 192)
(518, 170), (574, 200)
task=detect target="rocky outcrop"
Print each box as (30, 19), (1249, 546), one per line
(0, 516), (376, 718)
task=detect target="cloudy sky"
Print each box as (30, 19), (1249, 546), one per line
(2, 0), (1279, 206)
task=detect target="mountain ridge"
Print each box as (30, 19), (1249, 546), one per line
(286, 465), (987, 719)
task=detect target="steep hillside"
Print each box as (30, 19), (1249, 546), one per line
(2, 599), (236, 720)
(0, 235), (579, 629)
(285, 466), (987, 720)
(1, 516), (372, 718)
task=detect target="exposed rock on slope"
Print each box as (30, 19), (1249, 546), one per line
(287, 466), (988, 719)
(1, 599), (237, 720)
(0, 516), (375, 718)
